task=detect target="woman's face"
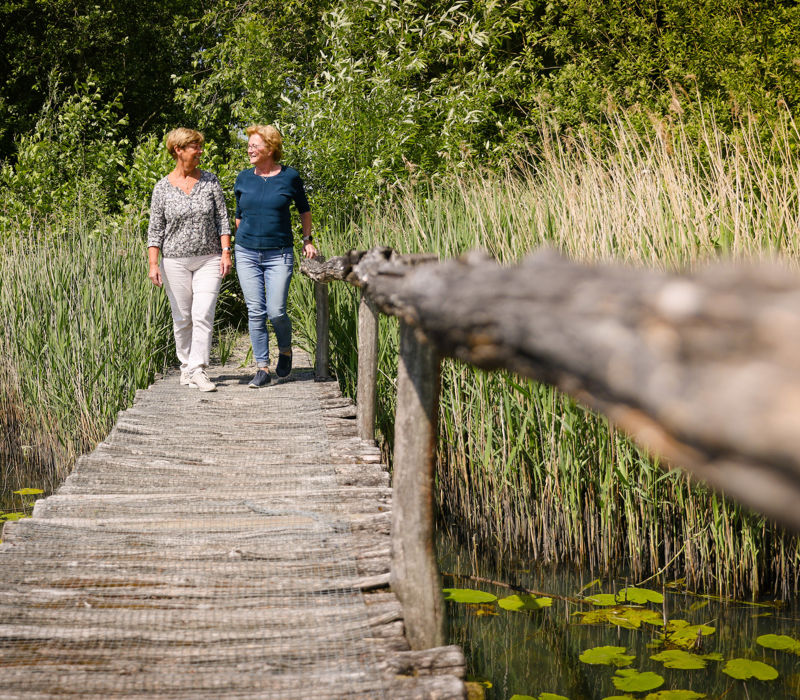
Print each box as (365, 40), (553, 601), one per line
(175, 141), (203, 168)
(247, 134), (272, 165)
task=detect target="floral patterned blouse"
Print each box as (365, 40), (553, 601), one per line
(146, 170), (231, 257)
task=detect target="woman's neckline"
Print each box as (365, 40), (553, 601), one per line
(167, 169), (203, 196)
(254, 164), (282, 178)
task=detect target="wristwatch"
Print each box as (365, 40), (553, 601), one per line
(302, 235), (313, 243)
(222, 246), (233, 253)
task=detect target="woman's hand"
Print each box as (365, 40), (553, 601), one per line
(148, 263), (162, 287)
(302, 241), (318, 259)
(220, 251), (233, 277)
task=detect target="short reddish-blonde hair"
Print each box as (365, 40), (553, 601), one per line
(246, 124), (283, 161)
(165, 128), (204, 158)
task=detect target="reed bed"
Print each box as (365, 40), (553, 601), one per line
(0, 212), (174, 507)
(292, 113), (800, 598)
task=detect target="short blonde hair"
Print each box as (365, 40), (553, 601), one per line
(165, 128), (204, 158)
(246, 124), (283, 161)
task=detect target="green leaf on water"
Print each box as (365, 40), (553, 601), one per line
(442, 588), (497, 604)
(700, 653), (724, 661)
(617, 587), (664, 604)
(577, 606), (662, 629)
(579, 646), (635, 667)
(722, 658), (779, 681)
(664, 621), (716, 647)
(538, 694), (570, 700)
(756, 634), (800, 655)
(467, 675), (492, 688)
(644, 691), (706, 699)
(509, 695), (536, 700)
(13, 488), (43, 496)
(612, 670), (664, 692)
(650, 650), (707, 669)
(498, 594), (552, 611)
(601, 696), (635, 700)
(585, 593), (618, 606)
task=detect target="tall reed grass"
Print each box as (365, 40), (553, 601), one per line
(292, 112), (800, 597)
(0, 212), (174, 507)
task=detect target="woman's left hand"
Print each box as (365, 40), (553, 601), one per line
(220, 251), (233, 277)
(302, 241), (318, 259)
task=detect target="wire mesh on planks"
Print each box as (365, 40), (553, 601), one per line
(0, 351), (390, 699)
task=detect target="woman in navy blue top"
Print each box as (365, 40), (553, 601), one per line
(234, 124), (318, 387)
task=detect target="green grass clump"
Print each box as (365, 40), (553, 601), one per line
(0, 211), (173, 505)
(292, 113), (800, 598)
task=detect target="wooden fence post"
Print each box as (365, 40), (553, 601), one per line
(357, 291), (379, 442)
(314, 280), (331, 380)
(390, 320), (445, 650)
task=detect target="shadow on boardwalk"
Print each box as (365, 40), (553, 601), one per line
(0, 349), (465, 698)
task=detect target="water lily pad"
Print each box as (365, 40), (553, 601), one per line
(579, 646), (635, 667)
(617, 587), (664, 604)
(538, 694), (569, 700)
(650, 650), (707, 669)
(722, 658), (778, 681)
(442, 588), (497, 604)
(0, 512), (28, 521)
(700, 653), (723, 661)
(467, 675), (492, 688)
(756, 634), (800, 655)
(601, 696), (635, 700)
(509, 695), (536, 700)
(13, 488), (43, 496)
(586, 593), (618, 606)
(612, 670), (664, 692)
(664, 621), (716, 648)
(644, 691), (706, 699)
(498, 594), (553, 611)
(577, 606), (662, 629)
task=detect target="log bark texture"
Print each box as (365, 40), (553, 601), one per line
(303, 246), (800, 531)
(357, 291), (379, 442)
(390, 322), (445, 650)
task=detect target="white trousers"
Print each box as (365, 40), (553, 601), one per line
(161, 255), (222, 374)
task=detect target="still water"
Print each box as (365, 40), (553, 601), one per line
(437, 527), (800, 700)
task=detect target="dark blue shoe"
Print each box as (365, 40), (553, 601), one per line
(248, 369), (271, 388)
(276, 352), (292, 378)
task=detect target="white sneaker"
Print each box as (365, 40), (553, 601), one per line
(190, 369), (216, 392)
(180, 370), (193, 386)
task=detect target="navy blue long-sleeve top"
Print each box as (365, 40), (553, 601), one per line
(234, 165), (310, 249)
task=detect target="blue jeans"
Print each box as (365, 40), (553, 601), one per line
(235, 244), (294, 367)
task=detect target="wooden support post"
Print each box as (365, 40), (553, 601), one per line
(314, 280), (331, 380)
(357, 291), (379, 442)
(391, 320), (445, 650)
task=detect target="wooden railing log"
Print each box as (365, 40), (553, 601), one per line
(357, 291), (379, 442)
(390, 321), (445, 650)
(305, 246), (800, 531)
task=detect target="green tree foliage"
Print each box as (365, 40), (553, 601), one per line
(173, 0), (800, 215)
(0, 0), (207, 159)
(0, 78), (129, 226)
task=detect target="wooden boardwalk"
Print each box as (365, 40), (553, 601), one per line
(0, 350), (465, 698)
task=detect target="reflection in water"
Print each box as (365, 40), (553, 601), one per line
(437, 527), (800, 700)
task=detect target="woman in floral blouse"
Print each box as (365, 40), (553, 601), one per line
(146, 128), (231, 392)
